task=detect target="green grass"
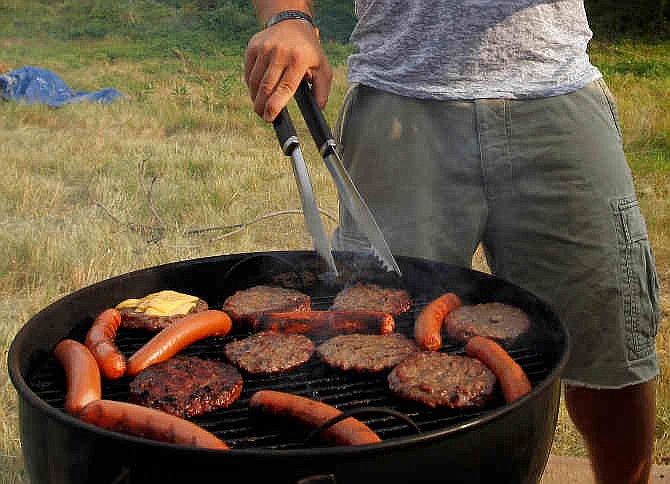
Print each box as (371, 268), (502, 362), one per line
(1, 2), (669, 482)
(590, 40), (670, 169)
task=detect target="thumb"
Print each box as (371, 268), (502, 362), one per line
(310, 67), (332, 109)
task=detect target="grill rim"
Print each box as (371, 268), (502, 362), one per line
(8, 250), (570, 457)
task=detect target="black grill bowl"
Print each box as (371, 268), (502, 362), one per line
(8, 251), (569, 484)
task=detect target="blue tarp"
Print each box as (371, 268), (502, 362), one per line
(0, 66), (124, 107)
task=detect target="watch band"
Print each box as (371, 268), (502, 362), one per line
(265, 10), (315, 29)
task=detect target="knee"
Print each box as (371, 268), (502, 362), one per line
(564, 380), (656, 434)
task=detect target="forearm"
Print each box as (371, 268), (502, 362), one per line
(251, 0), (313, 25)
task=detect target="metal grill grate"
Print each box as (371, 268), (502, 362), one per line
(26, 295), (550, 450)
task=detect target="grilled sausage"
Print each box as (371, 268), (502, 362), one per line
(465, 336), (532, 403)
(249, 390), (381, 446)
(85, 308), (126, 379)
(53, 339), (102, 415)
(413, 292), (462, 351)
(253, 310), (395, 336)
(78, 400), (229, 450)
(126, 310), (232, 377)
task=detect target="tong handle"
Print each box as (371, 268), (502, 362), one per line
(273, 108), (299, 156)
(294, 79), (335, 157)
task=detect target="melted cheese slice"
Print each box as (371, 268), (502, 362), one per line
(115, 290), (199, 317)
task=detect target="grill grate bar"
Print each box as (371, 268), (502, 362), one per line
(27, 291), (555, 450)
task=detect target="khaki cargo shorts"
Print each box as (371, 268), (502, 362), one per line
(332, 79), (661, 389)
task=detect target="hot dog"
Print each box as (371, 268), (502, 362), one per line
(465, 335), (532, 403)
(53, 339), (102, 415)
(78, 400), (229, 450)
(414, 292), (461, 351)
(85, 308), (126, 379)
(249, 390), (381, 446)
(253, 310), (395, 336)
(126, 310), (232, 377)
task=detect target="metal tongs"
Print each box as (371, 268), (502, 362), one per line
(272, 79), (402, 277)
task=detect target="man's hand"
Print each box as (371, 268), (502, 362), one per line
(245, 19), (332, 122)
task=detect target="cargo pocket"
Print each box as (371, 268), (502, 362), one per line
(595, 78), (623, 141)
(611, 195), (661, 362)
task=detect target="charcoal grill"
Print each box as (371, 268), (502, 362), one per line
(8, 250), (569, 484)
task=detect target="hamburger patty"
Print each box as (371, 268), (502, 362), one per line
(129, 356), (243, 418)
(120, 298), (209, 332)
(317, 333), (417, 372)
(444, 302), (530, 345)
(224, 331), (315, 374)
(221, 285), (311, 325)
(388, 352), (497, 408)
(330, 283), (411, 316)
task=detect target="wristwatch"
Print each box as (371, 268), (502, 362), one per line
(264, 10), (315, 29)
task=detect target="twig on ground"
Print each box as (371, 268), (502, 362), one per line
(164, 208), (338, 248)
(99, 201), (337, 249)
(95, 202), (164, 241)
(94, 155), (168, 243)
(185, 225), (242, 235)
(186, 208), (337, 236)
(98, 159), (338, 249)
(206, 208), (336, 243)
(147, 175), (164, 225)
(95, 201), (122, 225)
(222, 190), (240, 213)
(207, 225), (246, 242)
(138, 157), (166, 228)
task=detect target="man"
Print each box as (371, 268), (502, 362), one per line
(244, 2), (661, 482)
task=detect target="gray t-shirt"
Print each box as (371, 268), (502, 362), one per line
(346, 0), (602, 100)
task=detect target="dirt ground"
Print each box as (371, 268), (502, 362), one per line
(541, 455), (670, 483)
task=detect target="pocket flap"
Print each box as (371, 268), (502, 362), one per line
(612, 197), (648, 243)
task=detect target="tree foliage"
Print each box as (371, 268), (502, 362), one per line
(586, 0), (670, 39)
(180, 0), (356, 43)
(3, 0), (667, 50)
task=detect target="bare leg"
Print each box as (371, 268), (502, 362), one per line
(565, 380), (656, 484)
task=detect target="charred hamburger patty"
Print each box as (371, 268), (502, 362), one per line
(444, 302), (530, 345)
(224, 331), (315, 374)
(119, 298), (209, 332)
(221, 285), (311, 325)
(330, 283), (411, 316)
(129, 356), (243, 418)
(317, 333), (417, 372)
(388, 352), (497, 408)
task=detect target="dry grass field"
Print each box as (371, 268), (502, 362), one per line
(0, 28), (668, 484)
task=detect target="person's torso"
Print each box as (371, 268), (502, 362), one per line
(346, 0), (601, 99)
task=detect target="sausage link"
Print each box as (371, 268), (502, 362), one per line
(78, 400), (228, 450)
(53, 339), (102, 415)
(249, 390), (381, 446)
(126, 310), (232, 376)
(85, 308), (126, 379)
(414, 292), (461, 351)
(253, 311), (395, 336)
(465, 336), (532, 403)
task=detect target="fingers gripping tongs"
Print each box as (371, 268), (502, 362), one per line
(272, 79), (402, 277)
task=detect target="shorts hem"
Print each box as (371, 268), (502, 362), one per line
(561, 356), (659, 389)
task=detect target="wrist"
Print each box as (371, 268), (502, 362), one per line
(265, 10), (315, 29)
(254, 1), (312, 26)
